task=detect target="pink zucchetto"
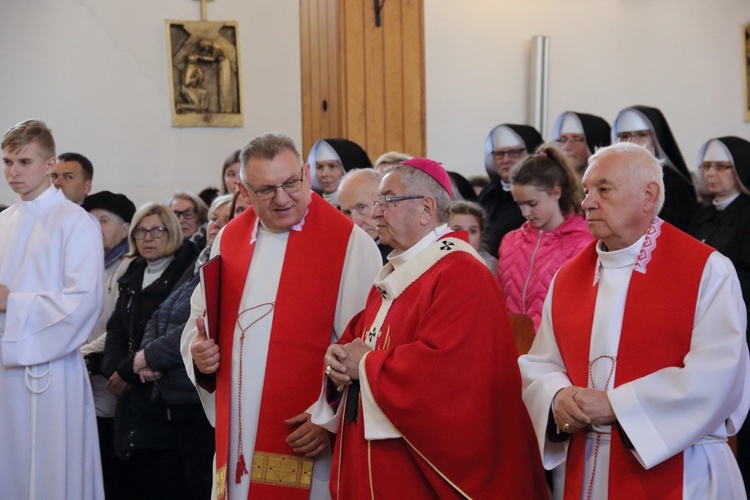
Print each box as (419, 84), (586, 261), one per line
(401, 157), (453, 199)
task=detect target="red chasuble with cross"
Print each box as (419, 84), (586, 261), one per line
(330, 232), (548, 499)
(551, 221), (713, 500)
(214, 194), (353, 500)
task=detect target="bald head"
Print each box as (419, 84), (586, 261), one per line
(338, 169), (383, 240)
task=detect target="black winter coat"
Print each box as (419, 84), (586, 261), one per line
(102, 241), (198, 458)
(141, 270), (202, 404)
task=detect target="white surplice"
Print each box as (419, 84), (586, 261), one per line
(519, 235), (750, 499)
(181, 219), (381, 500)
(0, 186), (105, 500)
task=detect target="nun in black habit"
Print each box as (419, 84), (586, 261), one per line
(307, 138), (372, 207)
(477, 123), (543, 258)
(551, 111), (611, 178)
(688, 135), (750, 492)
(612, 105), (698, 231)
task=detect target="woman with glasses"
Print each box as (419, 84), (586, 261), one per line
(477, 123), (543, 259)
(127, 195), (234, 500)
(611, 105), (698, 231)
(550, 111), (611, 179)
(688, 136), (750, 491)
(168, 190), (209, 249)
(688, 138), (750, 317)
(102, 203), (199, 499)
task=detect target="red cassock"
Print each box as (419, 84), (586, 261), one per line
(330, 232), (549, 499)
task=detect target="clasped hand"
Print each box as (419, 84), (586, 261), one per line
(323, 338), (372, 387)
(133, 350), (162, 383)
(553, 386), (616, 434)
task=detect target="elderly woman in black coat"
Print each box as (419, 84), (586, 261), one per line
(131, 194), (233, 500)
(102, 202), (199, 499)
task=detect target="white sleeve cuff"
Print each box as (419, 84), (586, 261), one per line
(310, 380), (344, 434)
(360, 351), (401, 440)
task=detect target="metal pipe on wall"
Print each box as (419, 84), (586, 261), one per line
(528, 35), (550, 138)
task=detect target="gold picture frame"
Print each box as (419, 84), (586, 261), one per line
(166, 20), (243, 127)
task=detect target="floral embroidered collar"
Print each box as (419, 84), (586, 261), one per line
(593, 217), (663, 285)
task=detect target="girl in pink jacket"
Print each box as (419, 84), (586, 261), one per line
(496, 146), (593, 331)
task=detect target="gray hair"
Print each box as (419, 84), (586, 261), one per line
(386, 163), (451, 224)
(588, 142), (665, 214)
(338, 168), (383, 194)
(239, 133), (301, 184)
(169, 190), (209, 224)
(207, 193), (234, 220)
(374, 151), (412, 170)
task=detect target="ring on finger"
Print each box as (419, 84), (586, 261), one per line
(325, 365), (333, 376)
(563, 423), (571, 432)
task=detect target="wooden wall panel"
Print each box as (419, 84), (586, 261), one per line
(326, 0), (339, 139)
(307, 0), (322, 153)
(301, 0), (425, 162)
(316, 1), (329, 138)
(300, 0), (312, 155)
(383, 0), (405, 154)
(401, 0), (425, 157)
(363, 3), (386, 158)
(342, 1), (367, 148)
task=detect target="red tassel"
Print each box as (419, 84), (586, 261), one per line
(235, 453), (249, 484)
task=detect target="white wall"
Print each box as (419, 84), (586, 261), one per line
(425, 0), (750, 178)
(1, 0), (749, 206)
(0, 0), (302, 206)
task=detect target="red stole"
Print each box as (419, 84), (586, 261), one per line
(214, 194), (353, 500)
(552, 222), (713, 500)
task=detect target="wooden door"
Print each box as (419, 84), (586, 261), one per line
(300, 0), (425, 160)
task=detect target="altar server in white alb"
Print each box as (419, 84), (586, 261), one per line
(519, 142), (750, 499)
(0, 120), (105, 499)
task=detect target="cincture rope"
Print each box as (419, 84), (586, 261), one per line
(586, 355), (616, 500)
(234, 302), (275, 484)
(26, 362), (52, 500)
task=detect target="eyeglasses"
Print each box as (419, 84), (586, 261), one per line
(341, 203), (371, 217)
(616, 131), (651, 142)
(172, 208), (197, 220)
(556, 135), (586, 145)
(134, 226), (168, 240)
(248, 167), (304, 200)
(700, 161), (734, 172)
(373, 195), (425, 210)
(491, 148), (526, 160)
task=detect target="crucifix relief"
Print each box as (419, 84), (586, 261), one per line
(165, 0), (243, 127)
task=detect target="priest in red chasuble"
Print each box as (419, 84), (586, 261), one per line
(313, 157), (548, 498)
(519, 142), (750, 499)
(183, 133), (382, 500)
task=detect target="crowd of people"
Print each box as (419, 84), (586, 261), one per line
(0, 107), (748, 499)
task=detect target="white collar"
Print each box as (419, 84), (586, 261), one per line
(388, 224), (451, 270)
(713, 193), (740, 211)
(248, 206), (308, 245)
(593, 217), (663, 284)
